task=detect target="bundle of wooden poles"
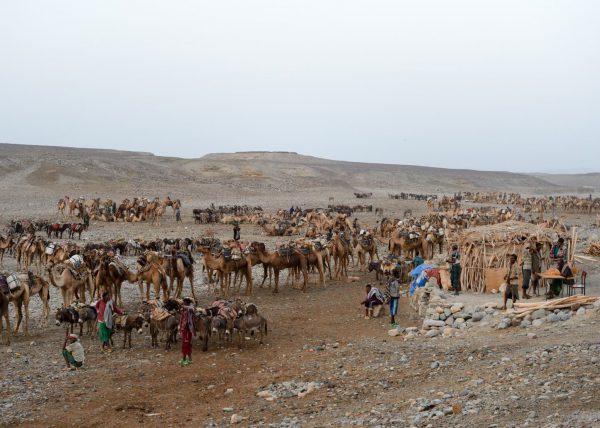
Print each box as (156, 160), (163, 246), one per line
(513, 295), (598, 319)
(584, 242), (600, 257)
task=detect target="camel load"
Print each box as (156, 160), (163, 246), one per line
(448, 221), (565, 293)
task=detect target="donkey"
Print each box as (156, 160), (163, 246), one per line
(55, 306), (79, 333)
(76, 305), (97, 336)
(114, 313), (147, 349)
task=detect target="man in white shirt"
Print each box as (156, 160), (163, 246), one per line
(62, 333), (85, 370)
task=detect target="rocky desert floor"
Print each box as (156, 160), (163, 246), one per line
(1, 176), (600, 427)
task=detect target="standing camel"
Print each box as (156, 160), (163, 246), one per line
(249, 242), (308, 293)
(167, 250), (197, 301)
(0, 292), (10, 344)
(0, 235), (14, 268)
(197, 247), (253, 297)
(331, 234), (351, 280)
(135, 261), (169, 302)
(48, 264), (92, 306)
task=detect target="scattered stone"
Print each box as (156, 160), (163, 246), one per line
(471, 312), (485, 322)
(224, 388), (234, 396)
(576, 307), (586, 316)
(532, 309), (547, 320)
(520, 319), (531, 328)
(231, 414), (243, 424)
(426, 330), (440, 338)
(430, 361), (440, 369)
(547, 313), (560, 323)
(527, 333), (537, 339)
(532, 319), (544, 327)
(388, 329), (400, 337)
(423, 319), (446, 329)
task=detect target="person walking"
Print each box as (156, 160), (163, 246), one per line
(62, 332), (84, 370)
(178, 297), (196, 365)
(95, 292), (123, 352)
(387, 270), (401, 327)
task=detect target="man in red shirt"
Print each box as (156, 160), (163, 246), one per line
(178, 298), (196, 365)
(95, 292), (124, 352)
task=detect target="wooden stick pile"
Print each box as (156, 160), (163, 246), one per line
(513, 295), (598, 319)
(584, 242), (600, 257)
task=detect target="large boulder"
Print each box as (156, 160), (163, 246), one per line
(471, 312), (485, 322)
(532, 309), (547, 320)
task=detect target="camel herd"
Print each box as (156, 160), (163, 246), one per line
(57, 195), (181, 225)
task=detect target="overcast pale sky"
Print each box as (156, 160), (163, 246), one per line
(1, 1), (598, 172)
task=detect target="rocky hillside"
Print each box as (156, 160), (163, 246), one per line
(1, 143), (596, 195)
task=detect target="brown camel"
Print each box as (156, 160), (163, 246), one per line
(0, 235), (14, 268)
(0, 292), (11, 344)
(48, 264), (92, 306)
(354, 235), (379, 272)
(16, 236), (44, 273)
(295, 239), (325, 286)
(8, 280), (30, 335)
(135, 261), (169, 301)
(166, 251), (197, 301)
(106, 259), (138, 307)
(330, 233), (351, 280)
(250, 242), (308, 293)
(387, 234), (427, 260)
(197, 247), (253, 297)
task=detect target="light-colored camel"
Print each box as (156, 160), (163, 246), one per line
(330, 234), (351, 280)
(48, 264), (92, 306)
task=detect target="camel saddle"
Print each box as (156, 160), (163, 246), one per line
(277, 245), (294, 258)
(176, 252), (193, 267)
(109, 260), (126, 277)
(298, 245), (310, 256)
(210, 300), (237, 320)
(360, 237), (373, 247)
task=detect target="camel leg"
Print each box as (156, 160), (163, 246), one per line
(13, 302), (22, 335)
(188, 273), (197, 302)
(273, 270), (280, 294)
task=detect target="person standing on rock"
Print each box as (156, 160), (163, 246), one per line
(178, 297), (196, 365)
(502, 254), (520, 310)
(449, 245), (461, 295)
(387, 270), (401, 327)
(521, 244), (532, 299)
(95, 291), (123, 352)
(62, 332), (84, 370)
